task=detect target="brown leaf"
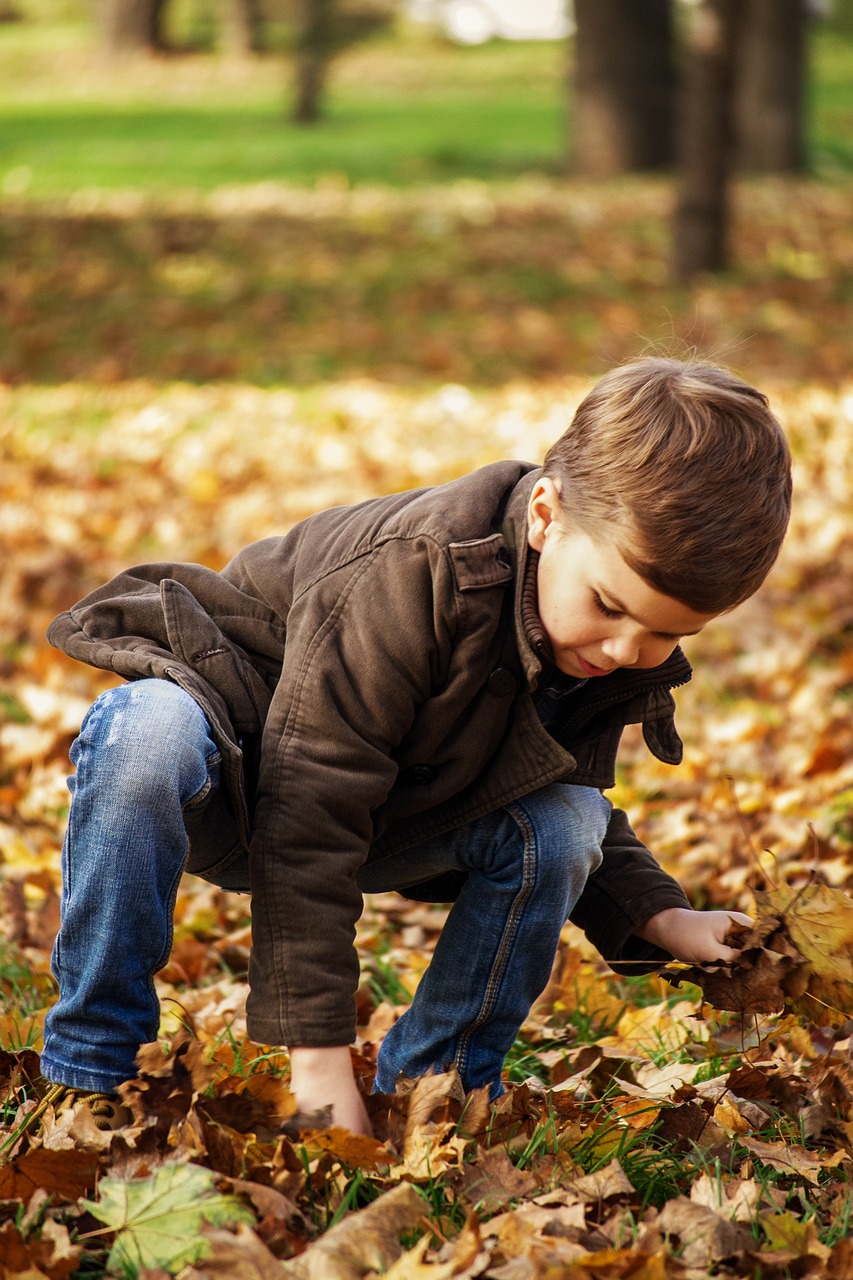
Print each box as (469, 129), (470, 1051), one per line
(380, 1216), (482, 1280)
(664, 944), (804, 1016)
(738, 1135), (847, 1186)
(278, 1182), (425, 1280)
(402, 1071), (466, 1141)
(485, 1200), (588, 1269)
(294, 1127), (394, 1170)
(569, 1158), (635, 1204)
(456, 1146), (540, 1215)
(828, 1237), (853, 1278)
(181, 1223), (285, 1278)
(656, 1197), (753, 1268)
(0, 1146), (102, 1201)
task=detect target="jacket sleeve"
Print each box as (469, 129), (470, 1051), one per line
(246, 534), (457, 1049)
(569, 806), (691, 973)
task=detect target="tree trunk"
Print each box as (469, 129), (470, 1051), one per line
(734, 0), (806, 172)
(220, 0), (264, 57)
(292, 0), (335, 123)
(98, 0), (167, 56)
(572, 0), (676, 177)
(672, 0), (741, 281)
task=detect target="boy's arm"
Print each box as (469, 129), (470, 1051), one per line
(288, 1046), (372, 1135)
(247, 537), (459, 1051)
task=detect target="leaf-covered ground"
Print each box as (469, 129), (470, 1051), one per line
(2, 176), (852, 387)
(2, 354), (853, 1275)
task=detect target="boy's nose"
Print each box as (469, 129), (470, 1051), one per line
(601, 632), (641, 667)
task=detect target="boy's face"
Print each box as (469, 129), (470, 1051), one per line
(527, 478), (719, 678)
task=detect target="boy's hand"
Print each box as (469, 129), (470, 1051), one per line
(636, 907), (753, 964)
(288, 1045), (373, 1136)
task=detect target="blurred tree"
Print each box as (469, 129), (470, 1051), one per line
(572, 0), (808, 179)
(291, 0), (392, 123)
(734, 0), (807, 171)
(220, 0), (264, 55)
(99, 0), (168, 55)
(293, 0), (334, 121)
(672, 0), (741, 280)
(572, 0), (676, 176)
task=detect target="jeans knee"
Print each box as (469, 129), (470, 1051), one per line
(72, 680), (215, 807)
(510, 784), (610, 884)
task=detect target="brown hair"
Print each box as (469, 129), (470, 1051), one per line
(541, 357), (792, 613)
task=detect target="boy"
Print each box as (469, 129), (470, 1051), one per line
(26, 358), (790, 1139)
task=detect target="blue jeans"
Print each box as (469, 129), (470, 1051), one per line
(41, 678), (611, 1096)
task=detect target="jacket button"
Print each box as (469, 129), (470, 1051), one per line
(487, 667), (518, 697)
(404, 765), (436, 785)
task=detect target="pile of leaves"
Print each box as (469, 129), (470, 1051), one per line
(2, 369), (853, 1274)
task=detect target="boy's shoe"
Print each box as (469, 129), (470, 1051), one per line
(42, 1082), (131, 1131)
(0, 1081), (131, 1159)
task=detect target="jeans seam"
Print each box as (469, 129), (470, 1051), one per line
(182, 749), (221, 811)
(454, 802), (536, 1079)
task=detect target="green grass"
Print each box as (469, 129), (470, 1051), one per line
(0, 19), (851, 196)
(0, 27), (566, 195)
(810, 28), (853, 173)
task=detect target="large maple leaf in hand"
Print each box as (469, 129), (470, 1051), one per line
(663, 882), (853, 1027)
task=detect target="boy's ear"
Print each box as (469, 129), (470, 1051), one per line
(527, 477), (562, 552)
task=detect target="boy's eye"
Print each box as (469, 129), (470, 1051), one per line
(593, 593), (622, 619)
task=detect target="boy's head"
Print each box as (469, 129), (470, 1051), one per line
(539, 356), (792, 614)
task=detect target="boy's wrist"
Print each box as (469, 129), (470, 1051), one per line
(289, 1044), (354, 1076)
(635, 906), (692, 952)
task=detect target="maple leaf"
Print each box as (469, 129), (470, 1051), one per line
(663, 882), (853, 1026)
(81, 1160), (254, 1273)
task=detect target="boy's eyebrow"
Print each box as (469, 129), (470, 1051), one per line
(601, 590), (704, 638)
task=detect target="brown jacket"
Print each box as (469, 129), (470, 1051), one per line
(48, 461), (691, 1047)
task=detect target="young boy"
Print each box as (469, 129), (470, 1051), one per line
(30, 357), (790, 1139)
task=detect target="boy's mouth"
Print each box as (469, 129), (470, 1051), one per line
(577, 655), (615, 677)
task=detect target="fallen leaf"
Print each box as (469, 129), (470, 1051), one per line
(181, 1223), (287, 1278)
(0, 1147), (103, 1201)
(656, 1197), (753, 1268)
(381, 1215), (482, 1279)
(82, 1160), (254, 1273)
(456, 1146), (539, 1215)
(758, 1210), (830, 1264)
(278, 1182), (425, 1279)
(738, 1135), (848, 1186)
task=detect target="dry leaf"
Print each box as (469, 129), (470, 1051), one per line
(278, 1182), (425, 1279)
(656, 1198), (753, 1268)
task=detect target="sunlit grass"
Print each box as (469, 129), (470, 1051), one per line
(0, 20), (851, 195)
